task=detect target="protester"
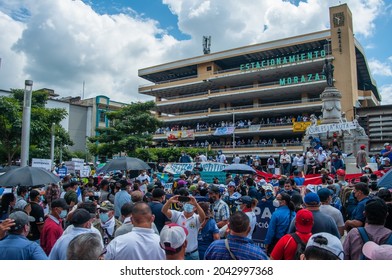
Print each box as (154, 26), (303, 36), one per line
(114, 179), (132, 219)
(289, 192), (340, 239)
(40, 198), (69, 255)
(67, 232), (104, 260)
(377, 189), (392, 230)
(105, 202), (165, 260)
(148, 188), (169, 233)
(270, 209), (314, 260)
(14, 186), (29, 210)
(345, 182), (370, 231)
(264, 192), (296, 255)
(94, 200), (122, 246)
(204, 211), (268, 260)
(318, 188), (345, 237)
(197, 201), (220, 260)
(236, 196), (257, 240)
(208, 185), (230, 228)
(301, 232), (344, 260)
(0, 210), (47, 260)
(160, 223), (188, 260)
(343, 198), (392, 260)
(0, 192), (16, 220)
(162, 194), (205, 260)
(27, 189), (45, 243)
(49, 208), (96, 260)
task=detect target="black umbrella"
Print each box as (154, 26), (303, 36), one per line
(97, 157), (150, 173)
(0, 165), (19, 173)
(222, 163), (256, 175)
(0, 166), (60, 187)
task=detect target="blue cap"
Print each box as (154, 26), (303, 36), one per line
(304, 192), (320, 205)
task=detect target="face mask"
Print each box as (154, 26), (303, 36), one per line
(265, 191), (272, 198)
(100, 213), (110, 223)
(365, 169), (370, 173)
(59, 210), (67, 219)
(273, 199), (280, 208)
(208, 197), (215, 204)
(183, 203), (194, 213)
(236, 204), (242, 211)
(24, 194), (29, 200)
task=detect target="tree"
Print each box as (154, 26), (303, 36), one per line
(88, 101), (162, 160)
(0, 89), (73, 165)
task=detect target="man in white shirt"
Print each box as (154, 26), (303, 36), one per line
(279, 149), (291, 176)
(104, 202), (165, 260)
(162, 195), (205, 260)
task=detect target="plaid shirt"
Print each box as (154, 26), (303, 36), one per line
(211, 199), (230, 223)
(204, 234), (268, 260)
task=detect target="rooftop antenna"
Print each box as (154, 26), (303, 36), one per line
(203, 36), (211, 54)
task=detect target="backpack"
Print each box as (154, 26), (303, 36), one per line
(290, 233), (306, 260)
(357, 227), (392, 260)
(268, 158), (275, 166)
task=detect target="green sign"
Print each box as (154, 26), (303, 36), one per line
(279, 73), (325, 86)
(240, 50), (326, 71)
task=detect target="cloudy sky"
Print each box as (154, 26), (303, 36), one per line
(0, 0), (391, 104)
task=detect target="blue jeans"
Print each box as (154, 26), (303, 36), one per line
(185, 250), (199, 260)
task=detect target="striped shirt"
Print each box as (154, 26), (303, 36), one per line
(204, 234), (268, 260)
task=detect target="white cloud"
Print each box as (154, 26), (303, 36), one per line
(380, 84), (392, 105)
(0, 0), (387, 102)
(368, 59), (392, 77)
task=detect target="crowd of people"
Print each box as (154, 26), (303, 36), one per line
(155, 114), (321, 135)
(0, 158), (391, 260)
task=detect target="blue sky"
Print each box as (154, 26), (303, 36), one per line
(0, 0), (391, 103)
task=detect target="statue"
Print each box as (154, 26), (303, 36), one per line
(322, 59), (334, 87)
(353, 115), (366, 136)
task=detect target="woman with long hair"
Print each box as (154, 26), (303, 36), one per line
(0, 192), (16, 220)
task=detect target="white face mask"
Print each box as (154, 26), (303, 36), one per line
(272, 199), (280, 208)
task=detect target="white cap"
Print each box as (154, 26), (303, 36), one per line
(160, 223), (188, 252)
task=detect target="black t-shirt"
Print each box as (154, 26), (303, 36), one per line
(27, 202), (45, 241)
(148, 201), (169, 233)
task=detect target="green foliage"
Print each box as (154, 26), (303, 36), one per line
(88, 101), (162, 158)
(0, 89), (71, 165)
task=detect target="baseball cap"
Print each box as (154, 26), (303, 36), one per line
(306, 232), (344, 260)
(317, 188), (333, 202)
(336, 169), (346, 176)
(160, 223), (188, 252)
(9, 210), (35, 232)
(360, 144), (366, 149)
(99, 200), (114, 211)
(235, 195), (252, 205)
(295, 209), (313, 234)
(304, 192), (320, 205)
(362, 241), (392, 260)
(208, 185), (220, 194)
(227, 181), (236, 187)
(70, 209), (92, 225)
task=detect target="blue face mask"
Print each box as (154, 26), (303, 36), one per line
(100, 213), (109, 223)
(183, 203), (194, 213)
(59, 210), (67, 219)
(266, 191), (273, 197)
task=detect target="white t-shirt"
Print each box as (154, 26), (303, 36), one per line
(170, 210), (201, 253)
(245, 211), (257, 240)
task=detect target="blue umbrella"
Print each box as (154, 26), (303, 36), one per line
(377, 168), (392, 189)
(222, 163), (256, 175)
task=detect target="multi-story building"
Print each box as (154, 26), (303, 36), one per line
(138, 4), (380, 160)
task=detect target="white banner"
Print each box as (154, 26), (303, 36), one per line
(81, 165), (91, 178)
(31, 158), (52, 171)
(72, 158), (84, 172)
(307, 121), (356, 134)
(64, 161), (75, 174)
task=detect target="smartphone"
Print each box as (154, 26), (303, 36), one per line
(178, 195), (190, 202)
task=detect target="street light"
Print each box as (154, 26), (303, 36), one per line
(20, 80), (33, 167)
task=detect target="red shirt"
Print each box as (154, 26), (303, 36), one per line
(270, 232), (312, 260)
(40, 215), (63, 256)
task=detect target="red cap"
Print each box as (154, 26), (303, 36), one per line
(360, 144), (366, 149)
(295, 209), (313, 233)
(336, 169), (346, 176)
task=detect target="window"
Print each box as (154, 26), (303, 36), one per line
(206, 66), (212, 71)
